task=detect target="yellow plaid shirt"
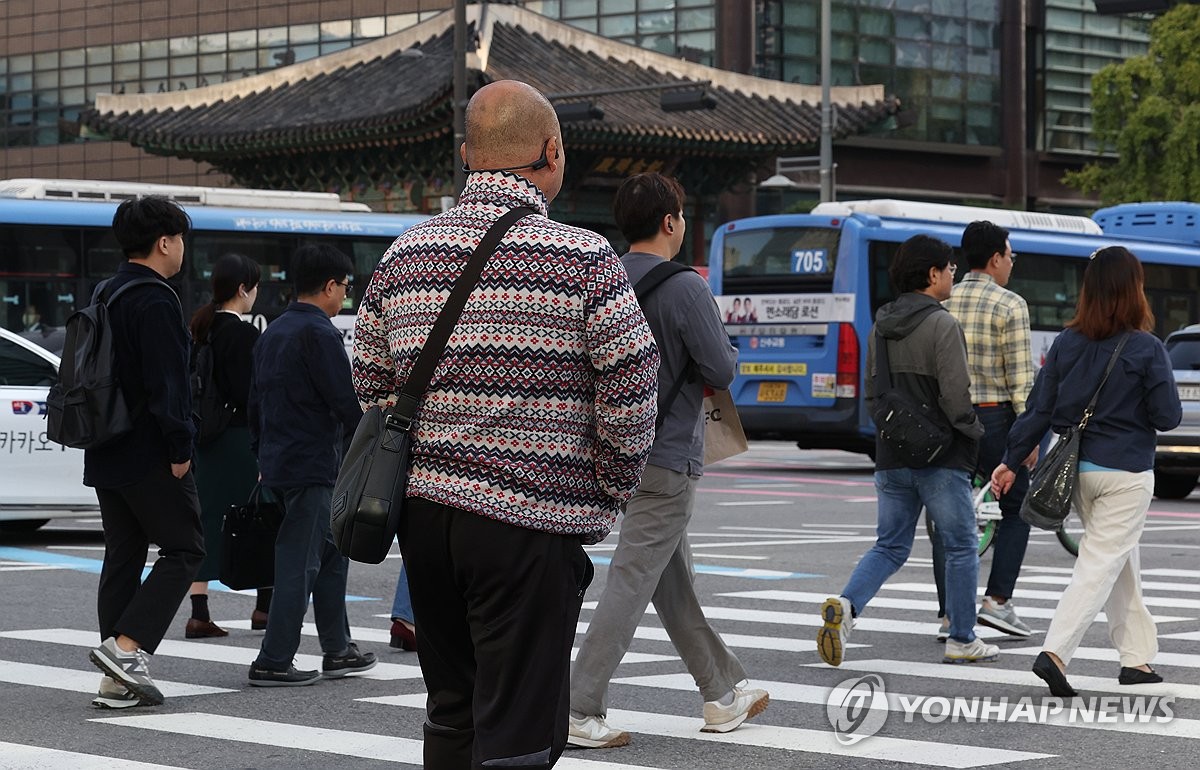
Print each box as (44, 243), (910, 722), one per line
(943, 272), (1035, 414)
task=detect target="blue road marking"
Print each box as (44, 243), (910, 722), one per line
(0, 546), (379, 601)
(586, 554), (821, 580)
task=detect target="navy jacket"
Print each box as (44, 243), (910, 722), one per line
(1003, 329), (1180, 473)
(248, 302), (363, 488)
(84, 263), (195, 488)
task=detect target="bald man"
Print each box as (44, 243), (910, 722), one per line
(353, 80), (659, 769)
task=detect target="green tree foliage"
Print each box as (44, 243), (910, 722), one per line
(1065, 4), (1200, 203)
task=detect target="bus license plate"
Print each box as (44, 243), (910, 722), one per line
(1179, 385), (1200, 401)
(757, 382), (788, 402)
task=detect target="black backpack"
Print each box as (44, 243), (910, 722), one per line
(191, 325), (236, 446)
(630, 260), (696, 431)
(46, 277), (168, 449)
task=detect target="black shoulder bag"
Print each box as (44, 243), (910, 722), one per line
(1020, 332), (1131, 530)
(870, 309), (955, 467)
(331, 206), (535, 564)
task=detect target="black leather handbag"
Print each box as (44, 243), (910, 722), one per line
(331, 207), (534, 564)
(219, 485), (283, 590)
(1020, 333), (1130, 530)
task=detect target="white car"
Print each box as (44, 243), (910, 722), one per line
(0, 326), (97, 532)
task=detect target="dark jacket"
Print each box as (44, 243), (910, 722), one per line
(202, 312), (260, 428)
(1003, 329), (1180, 473)
(83, 262), (195, 488)
(248, 302), (362, 488)
(866, 292), (983, 472)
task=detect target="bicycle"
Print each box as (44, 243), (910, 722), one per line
(925, 476), (1079, 557)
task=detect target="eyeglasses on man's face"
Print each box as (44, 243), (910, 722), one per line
(335, 279), (354, 293)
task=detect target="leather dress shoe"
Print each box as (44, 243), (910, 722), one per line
(185, 618), (229, 639)
(390, 620), (417, 651)
(1032, 651), (1078, 697)
(251, 610), (269, 631)
(1119, 666), (1163, 685)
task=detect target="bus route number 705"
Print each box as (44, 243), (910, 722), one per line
(791, 249), (828, 275)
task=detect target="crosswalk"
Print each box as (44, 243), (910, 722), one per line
(1, 565), (1197, 768)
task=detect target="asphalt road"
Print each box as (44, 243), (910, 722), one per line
(0, 443), (1197, 769)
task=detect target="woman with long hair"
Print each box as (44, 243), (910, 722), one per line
(185, 253), (268, 638)
(992, 246), (1180, 696)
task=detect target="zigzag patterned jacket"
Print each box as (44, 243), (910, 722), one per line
(351, 172), (660, 544)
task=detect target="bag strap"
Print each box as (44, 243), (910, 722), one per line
(389, 206), (536, 427)
(631, 260), (697, 431)
(872, 303), (942, 395)
(1078, 332), (1131, 430)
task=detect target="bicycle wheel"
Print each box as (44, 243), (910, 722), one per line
(1056, 526), (1079, 557)
(973, 484), (1000, 556)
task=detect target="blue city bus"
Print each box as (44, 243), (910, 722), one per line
(0, 178), (428, 345)
(708, 198), (1200, 458)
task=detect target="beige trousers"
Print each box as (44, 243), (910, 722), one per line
(1044, 469), (1157, 668)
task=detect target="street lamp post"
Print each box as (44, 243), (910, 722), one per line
(819, 0), (834, 203)
(453, 0), (467, 198)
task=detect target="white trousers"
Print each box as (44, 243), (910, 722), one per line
(1044, 469), (1157, 668)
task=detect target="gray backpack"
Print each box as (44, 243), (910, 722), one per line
(46, 277), (168, 449)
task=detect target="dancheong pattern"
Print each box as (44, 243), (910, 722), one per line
(352, 172), (659, 544)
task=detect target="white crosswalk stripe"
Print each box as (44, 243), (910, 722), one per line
(90, 712), (668, 770)
(362, 693), (1054, 767)
(0, 741), (185, 769)
(0, 660), (232, 698)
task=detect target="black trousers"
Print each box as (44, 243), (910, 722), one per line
(400, 498), (593, 770)
(95, 465), (205, 654)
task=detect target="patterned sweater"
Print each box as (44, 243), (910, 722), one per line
(352, 172), (659, 544)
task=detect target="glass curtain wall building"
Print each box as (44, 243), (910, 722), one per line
(0, 0), (1159, 205)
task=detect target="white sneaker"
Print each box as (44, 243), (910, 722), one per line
(817, 596), (853, 667)
(91, 676), (141, 709)
(567, 714), (631, 749)
(702, 685), (770, 733)
(943, 637), (1000, 664)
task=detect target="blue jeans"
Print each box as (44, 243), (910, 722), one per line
(844, 467), (980, 644)
(255, 484), (350, 670)
(932, 404), (1032, 614)
(390, 561), (414, 624)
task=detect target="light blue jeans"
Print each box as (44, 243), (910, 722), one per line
(843, 467), (980, 644)
(390, 561), (413, 624)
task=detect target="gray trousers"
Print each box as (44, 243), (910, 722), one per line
(570, 464), (746, 717)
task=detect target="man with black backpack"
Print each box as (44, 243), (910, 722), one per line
(80, 196), (205, 708)
(567, 173), (768, 749)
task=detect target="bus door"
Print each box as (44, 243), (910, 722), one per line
(713, 220), (870, 454)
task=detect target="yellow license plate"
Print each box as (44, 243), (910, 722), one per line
(740, 363), (807, 376)
(757, 382), (788, 402)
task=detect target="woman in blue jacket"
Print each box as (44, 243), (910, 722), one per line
(992, 246), (1181, 696)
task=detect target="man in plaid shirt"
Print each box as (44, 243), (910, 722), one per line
(937, 220), (1038, 639)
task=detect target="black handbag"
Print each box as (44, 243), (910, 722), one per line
(871, 313), (955, 468)
(1020, 332), (1130, 530)
(331, 206), (535, 564)
(219, 485), (283, 590)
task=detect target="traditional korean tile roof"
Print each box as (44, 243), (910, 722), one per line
(81, 5), (899, 165)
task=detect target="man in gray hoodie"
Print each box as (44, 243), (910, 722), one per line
(817, 234), (999, 666)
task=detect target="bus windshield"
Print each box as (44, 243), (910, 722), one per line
(722, 227), (840, 293)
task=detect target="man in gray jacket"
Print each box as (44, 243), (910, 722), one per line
(817, 234), (999, 666)
(568, 173), (769, 749)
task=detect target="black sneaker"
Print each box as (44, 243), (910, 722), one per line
(322, 642), (377, 678)
(247, 663), (321, 687)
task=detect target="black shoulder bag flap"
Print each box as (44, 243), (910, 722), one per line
(331, 206), (535, 564)
(631, 260), (696, 431)
(870, 305), (954, 467)
(1020, 332), (1131, 530)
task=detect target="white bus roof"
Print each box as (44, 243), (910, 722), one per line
(0, 178), (370, 213)
(812, 199), (1103, 235)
